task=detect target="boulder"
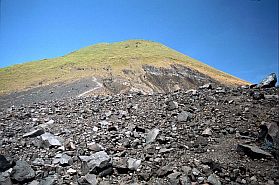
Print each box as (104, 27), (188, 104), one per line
(11, 160), (35, 182)
(207, 173), (221, 185)
(0, 155), (12, 172)
(79, 151), (111, 175)
(259, 122), (279, 149)
(84, 174), (98, 185)
(257, 73), (277, 88)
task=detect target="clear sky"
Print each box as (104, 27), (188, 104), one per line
(0, 0), (278, 83)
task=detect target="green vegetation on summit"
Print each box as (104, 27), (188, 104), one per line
(0, 40), (249, 95)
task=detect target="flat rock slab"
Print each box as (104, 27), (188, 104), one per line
(237, 144), (272, 159)
(40, 133), (63, 147)
(23, 129), (45, 138)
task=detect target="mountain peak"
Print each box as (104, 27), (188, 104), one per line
(0, 40), (249, 95)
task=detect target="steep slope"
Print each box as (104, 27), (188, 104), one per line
(0, 40), (249, 95)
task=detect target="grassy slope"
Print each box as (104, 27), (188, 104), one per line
(0, 40), (249, 94)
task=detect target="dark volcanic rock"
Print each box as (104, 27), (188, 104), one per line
(237, 144), (272, 159)
(257, 73), (277, 88)
(0, 155), (12, 172)
(259, 122), (279, 149)
(23, 129), (45, 138)
(0, 85), (278, 184)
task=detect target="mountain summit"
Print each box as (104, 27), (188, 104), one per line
(0, 40), (249, 96)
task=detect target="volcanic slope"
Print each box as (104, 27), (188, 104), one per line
(0, 86), (278, 184)
(0, 40), (249, 96)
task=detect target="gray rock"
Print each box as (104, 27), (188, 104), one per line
(29, 180), (39, 185)
(80, 151), (111, 174)
(40, 133), (63, 147)
(200, 83), (212, 89)
(23, 129), (45, 138)
(208, 173), (221, 185)
(181, 166), (192, 175)
(67, 168), (77, 175)
(32, 158), (44, 166)
(167, 172), (181, 185)
(157, 165), (173, 177)
(158, 148), (173, 154)
(38, 176), (55, 185)
(237, 144), (272, 159)
(0, 171), (12, 185)
(202, 128), (212, 136)
(192, 168), (200, 176)
(145, 128), (160, 144)
(11, 160), (35, 182)
(180, 175), (191, 185)
(177, 111), (192, 122)
(112, 157), (128, 170)
(59, 154), (73, 166)
(166, 101), (178, 111)
(257, 73), (277, 88)
(85, 174), (98, 185)
(127, 158), (141, 171)
(87, 143), (104, 152)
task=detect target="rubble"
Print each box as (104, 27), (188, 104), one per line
(0, 86), (278, 184)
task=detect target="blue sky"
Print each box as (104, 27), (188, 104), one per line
(0, 0), (278, 83)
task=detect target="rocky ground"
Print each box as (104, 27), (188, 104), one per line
(0, 78), (101, 109)
(0, 64), (222, 109)
(0, 84), (278, 185)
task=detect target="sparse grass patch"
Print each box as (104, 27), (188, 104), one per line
(0, 40), (249, 95)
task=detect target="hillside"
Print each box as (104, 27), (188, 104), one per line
(0, 40), (249, 95)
